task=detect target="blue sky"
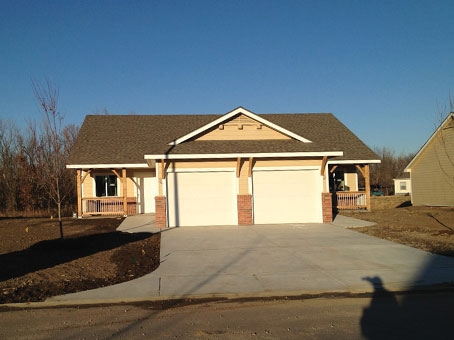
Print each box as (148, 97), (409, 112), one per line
(1, 0), (453, 154)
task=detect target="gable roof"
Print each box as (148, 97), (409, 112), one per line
(393, 172), (411, 180)
(405, 112), (454, 172)
(67, 109), (379, 168)
(171, 106), (312, 145)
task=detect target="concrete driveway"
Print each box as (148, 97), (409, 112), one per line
(48, 216), (454, 303)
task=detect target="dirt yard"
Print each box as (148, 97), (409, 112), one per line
(1, 197), (453, 304)
(0, 217), (160, 304)
(343, 196), (454, 257)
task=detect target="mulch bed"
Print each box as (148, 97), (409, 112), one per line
(0, 217), (160, 304)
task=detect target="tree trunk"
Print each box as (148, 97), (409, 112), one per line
(57, 202), (64, 239)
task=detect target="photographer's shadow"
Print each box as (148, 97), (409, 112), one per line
(360, 276), (404, 340)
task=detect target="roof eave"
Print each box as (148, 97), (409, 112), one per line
(144, 151), (343, 160)
(327, 159), (381, 164)
(405, 112), (454, 172)
(66, 163), (149, 169)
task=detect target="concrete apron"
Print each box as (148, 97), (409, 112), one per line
(116, 213), (161, 234)
(48, 216), (454, 304)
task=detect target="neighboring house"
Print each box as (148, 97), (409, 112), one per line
(393, 173), (411, 195)
(405, 112), (454, 206)
(67, 107), (380, 227)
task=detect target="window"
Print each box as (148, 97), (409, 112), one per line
(95, 175), (118, 197)
(400, 181), (407, 190)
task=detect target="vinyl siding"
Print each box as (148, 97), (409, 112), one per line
(82, 172), (94, 197)
(239, 159), (250, 195)
(82, 170), (138, 198)
(345, 172), (358, 191)
(394, 179), (411, 195)
(411, 123), (454, 206)
(196, 114), (290, 141)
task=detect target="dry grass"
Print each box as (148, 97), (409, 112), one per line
(343, 196), (454, 257)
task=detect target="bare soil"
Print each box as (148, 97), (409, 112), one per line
(0, 217), (160, 304)
(343, 196), (454, 257)
(1, 197), (453, 304)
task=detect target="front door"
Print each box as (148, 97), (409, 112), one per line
(135, 172), (157, 213)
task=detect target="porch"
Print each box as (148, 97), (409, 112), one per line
(76, 168), (138, 218)
(333, 191), (368, 211)
(81, 197), (137, 217)
(328, 163), (371, 212)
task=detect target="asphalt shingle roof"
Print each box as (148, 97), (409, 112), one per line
(67, 112), (378, 166)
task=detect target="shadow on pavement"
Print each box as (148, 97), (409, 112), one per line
(361, 256), (454, 339)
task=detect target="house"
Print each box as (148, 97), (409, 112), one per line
(405, 112), (454, 206)
(393, 173), (411, 195)
(67, 107), (380, 227)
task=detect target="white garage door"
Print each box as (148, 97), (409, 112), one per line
(253, 169), (322, 224)
(166, 171), (237, 227)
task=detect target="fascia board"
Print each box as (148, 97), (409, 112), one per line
(327, 159), (381, 164)
(66, 163), (149, 169)
(169, 107), (312, 145)
(144, 151), (343, 160)
(405, 112), (454, 172)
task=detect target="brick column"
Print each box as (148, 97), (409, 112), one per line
(237, 194), (253, 225)
(322, 192), (333, 223)
(155, 196), (167, 228)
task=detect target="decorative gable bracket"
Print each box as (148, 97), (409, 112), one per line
(168, 106), (313, 146)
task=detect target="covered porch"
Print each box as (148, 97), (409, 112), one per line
(328, 163), (372, 212)
(76, 168), (138, 217)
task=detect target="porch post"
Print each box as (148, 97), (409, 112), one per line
(364, 164), (371, 211)
(155, 160), (167, 228)
(76, 169), (82, 218)
(122, 168), (127, 216)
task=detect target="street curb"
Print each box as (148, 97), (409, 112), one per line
(2, 283), (453, 310)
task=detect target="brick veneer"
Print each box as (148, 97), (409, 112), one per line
(322, 192), (333, 223)
(237, 194), (253, 225)
(155, 196), (167, 228)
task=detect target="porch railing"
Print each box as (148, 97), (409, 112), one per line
(335, 191), (367, 210)
(82, 197), (137, 216)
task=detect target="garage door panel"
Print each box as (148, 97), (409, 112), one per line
(253, 169), (322, 224)
(167, 172), (237, 227)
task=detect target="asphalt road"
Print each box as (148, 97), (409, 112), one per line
(1, 291), (453, 339)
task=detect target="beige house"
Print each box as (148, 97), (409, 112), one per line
(67, 107), (380, 227)
(393, 173), (411, 195)
(405, 112), (454, 206)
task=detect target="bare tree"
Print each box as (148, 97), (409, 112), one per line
(32, 79), (69, 238)
(370, 147), (396, 189)
(60, 124), (79, 213)
(0, 119), (20, 214)
(18, 121), (48, 214)
(93, 107), (110, 115)
(370, 147), (414, 194)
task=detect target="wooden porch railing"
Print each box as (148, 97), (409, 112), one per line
(334, 191), (367, 210)
(82, 197), (137, 216)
